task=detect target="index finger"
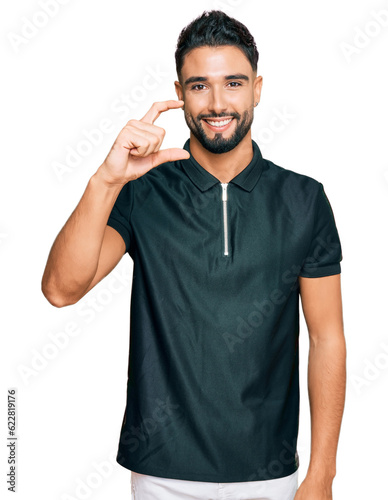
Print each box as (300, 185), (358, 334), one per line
(140, 100), (185, 124)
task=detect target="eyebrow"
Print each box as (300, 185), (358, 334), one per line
(184, 74), (249, 86)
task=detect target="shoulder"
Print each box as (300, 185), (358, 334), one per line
(262, 157), (322, 202)
(264, 157), (320, 188)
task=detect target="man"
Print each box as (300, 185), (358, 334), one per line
(41, 10), (346, 500)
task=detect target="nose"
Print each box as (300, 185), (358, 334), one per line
(207, 86), (228, 116)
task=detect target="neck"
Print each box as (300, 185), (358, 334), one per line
(189, 131), (254, 183)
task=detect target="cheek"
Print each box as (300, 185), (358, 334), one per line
(232, 92), (252, 107)
(185, 94), (208, 112)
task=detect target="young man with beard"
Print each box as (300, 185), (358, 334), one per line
(42, 10), (346, 500)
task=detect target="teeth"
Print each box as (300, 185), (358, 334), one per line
(205, 118), (233, 127)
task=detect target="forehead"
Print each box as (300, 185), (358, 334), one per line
(181, 45), (252, 79)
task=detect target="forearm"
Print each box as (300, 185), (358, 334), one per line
(41, 166), (125, 305)
(306, 334), (346, 482)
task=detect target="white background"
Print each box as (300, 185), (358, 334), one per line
(1, 0), (388, 498)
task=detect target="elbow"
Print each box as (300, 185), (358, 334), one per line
(41, 279), (80, 308)
(42, 291), (75, 308)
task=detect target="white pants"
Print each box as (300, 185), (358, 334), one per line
(131, 469), (299, 500)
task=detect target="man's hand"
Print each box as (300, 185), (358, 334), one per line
(98, 99), (190, 185)
(41, 99), (191, 306)
(294, 475), (333, 500)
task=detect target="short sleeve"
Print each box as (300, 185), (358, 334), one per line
(106, 181), (133, 254)
(299, 183), (343, 278)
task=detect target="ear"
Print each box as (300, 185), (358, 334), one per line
(253, 75), (263, 106)
(174, 80), (184, 101)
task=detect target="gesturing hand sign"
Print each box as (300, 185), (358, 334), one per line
(99, 100), (190, 185)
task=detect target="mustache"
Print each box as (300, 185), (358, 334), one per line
(198, 113), (240, 120)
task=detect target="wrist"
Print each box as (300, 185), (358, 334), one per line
(305, 463), (336, 484)
(93, 164), (127, 191)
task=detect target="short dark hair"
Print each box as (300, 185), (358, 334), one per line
(175, 10), (259, 83)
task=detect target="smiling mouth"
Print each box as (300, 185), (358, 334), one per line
(202, 117), (235, 130)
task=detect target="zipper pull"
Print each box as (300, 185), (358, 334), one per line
(221, 183), (228, 202)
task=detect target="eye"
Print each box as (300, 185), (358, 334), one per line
(190, 82), (243, 91)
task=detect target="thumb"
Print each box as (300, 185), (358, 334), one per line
(151, 148), (190, 167)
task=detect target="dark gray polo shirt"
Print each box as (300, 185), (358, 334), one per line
(106, 138), (343, 482)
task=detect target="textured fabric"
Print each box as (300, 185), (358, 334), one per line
(107, 138), (343, 482)
(131, 470), (299, 500)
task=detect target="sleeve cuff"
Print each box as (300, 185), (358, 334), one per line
(299, 262), (341, 278)
(107, 218), (130, 253)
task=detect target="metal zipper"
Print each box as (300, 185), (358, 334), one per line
(220, 183), (229, 256)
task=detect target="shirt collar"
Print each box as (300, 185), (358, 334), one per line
(180, 138), (265, 192)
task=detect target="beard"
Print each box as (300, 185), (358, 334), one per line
(183, 105), (254, 154)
